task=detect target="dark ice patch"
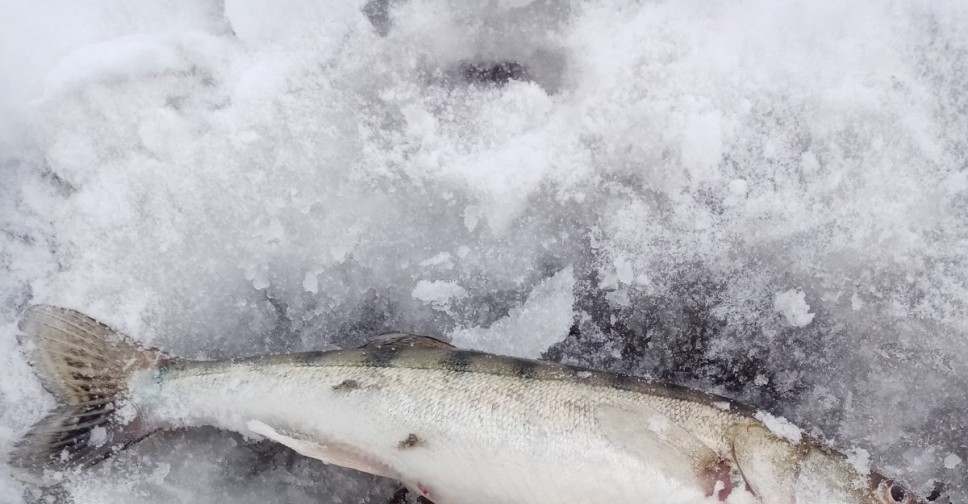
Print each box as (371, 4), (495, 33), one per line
(459, 60), (529, 86)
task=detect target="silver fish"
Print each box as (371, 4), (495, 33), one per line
(9, 304), (927, 504)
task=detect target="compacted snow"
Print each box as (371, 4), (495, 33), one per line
(1, 0), (966, 502)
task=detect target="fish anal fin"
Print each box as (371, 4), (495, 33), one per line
(360, 333), (454, 350)
(246, 420), (397, 479)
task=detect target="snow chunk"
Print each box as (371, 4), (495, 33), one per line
(680, 110), (724, 186)
(44, 34), (186, 96)
(755, 411), (803, 444)
(419, 252), (454, 268)
(845, 448), (872, 477)
(773, 289), (815, 327)
(729, 179), (749, 197)
(224, 0), (365, 47)
(88, 425), (107, 447)
(945, 453), (963, 469)
(302, 272), (318, 294)
(451, 266), (575, 358)
(614, 255), (634, 284)
(412, 280), (468, 306)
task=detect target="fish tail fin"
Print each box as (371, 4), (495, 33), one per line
(10, 304), (170, 471)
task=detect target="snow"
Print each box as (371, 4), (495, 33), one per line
(845, 448), (872, 478)
(451, 266), (574, 357)
(773, 289), (815, 328)
(411, 280), (468, 306)
(2, 0), (967, 502)
(945, 454), (962, 470)
(754, 411), (803, 445)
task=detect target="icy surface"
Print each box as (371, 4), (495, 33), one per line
(1, 0), (967, 502)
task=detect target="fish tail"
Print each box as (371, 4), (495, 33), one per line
(10, 304), (171, 471)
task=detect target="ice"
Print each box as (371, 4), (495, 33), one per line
(945, 454), (962, 470)
(2, 0), (967, 502)
(411, 280), (468, 307)
(451, 266), (574, 357)
(754, 411), (803, 445)
(773, 289), (815, 328)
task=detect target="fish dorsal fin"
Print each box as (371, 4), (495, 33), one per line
(360, 332), (455, 350)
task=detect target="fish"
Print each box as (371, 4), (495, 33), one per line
(8, 304), (929, 504)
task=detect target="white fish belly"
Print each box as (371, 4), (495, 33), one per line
(136, 363), (728, 504)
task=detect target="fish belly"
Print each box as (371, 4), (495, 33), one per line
(142, 364), (720, 504)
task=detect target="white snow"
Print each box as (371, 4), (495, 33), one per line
(451, 266), (575, 357)
(88, 426), (107, 448)
(1, 0), (967, 502)
(845, 448), (872, 477)
(755, 411), (803, 444)
(773, 289), (815, 328)
(945, 454), (962, 469)
(412, 280), (468, 306)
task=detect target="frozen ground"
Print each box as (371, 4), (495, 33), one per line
(1, 0), (967, 502)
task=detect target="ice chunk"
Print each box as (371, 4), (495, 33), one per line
(303, 272), (319, 294)
(419, 252), (454, 268)
(412, 280), (468, 306)
(773, 289), (815, 328)
(44, 34), (186, 96)
(451, 266), (575, 357)
(845, 448), (872, 477)
(680, 109), (724, 187)
(755, 411), (803, 444)
(945, 454), (963, 469)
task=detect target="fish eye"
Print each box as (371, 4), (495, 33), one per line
(878, 480), (914, 504)
(890, 484), (906, 502)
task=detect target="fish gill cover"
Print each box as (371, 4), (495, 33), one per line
(0, 0), (965, 502)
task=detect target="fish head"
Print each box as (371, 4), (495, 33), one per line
(795, 447), (929, 504)
(731, 422), (929, 504)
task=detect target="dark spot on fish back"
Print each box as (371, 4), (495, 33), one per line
(364, 344), (402, 368)
(514, 359), (539, 379)
(397, 433), (423, 449)
(609, 372), (636, 391)
(292, 351), (327, 366)
(332, 379), (360, 391)
(441, 350), (478, 373)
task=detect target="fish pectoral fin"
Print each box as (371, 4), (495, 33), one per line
(596, 401), (726, 488)
(728, 423), (797, 504)
(360, 332), (455, 350)
(246, 420), (396, 479)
